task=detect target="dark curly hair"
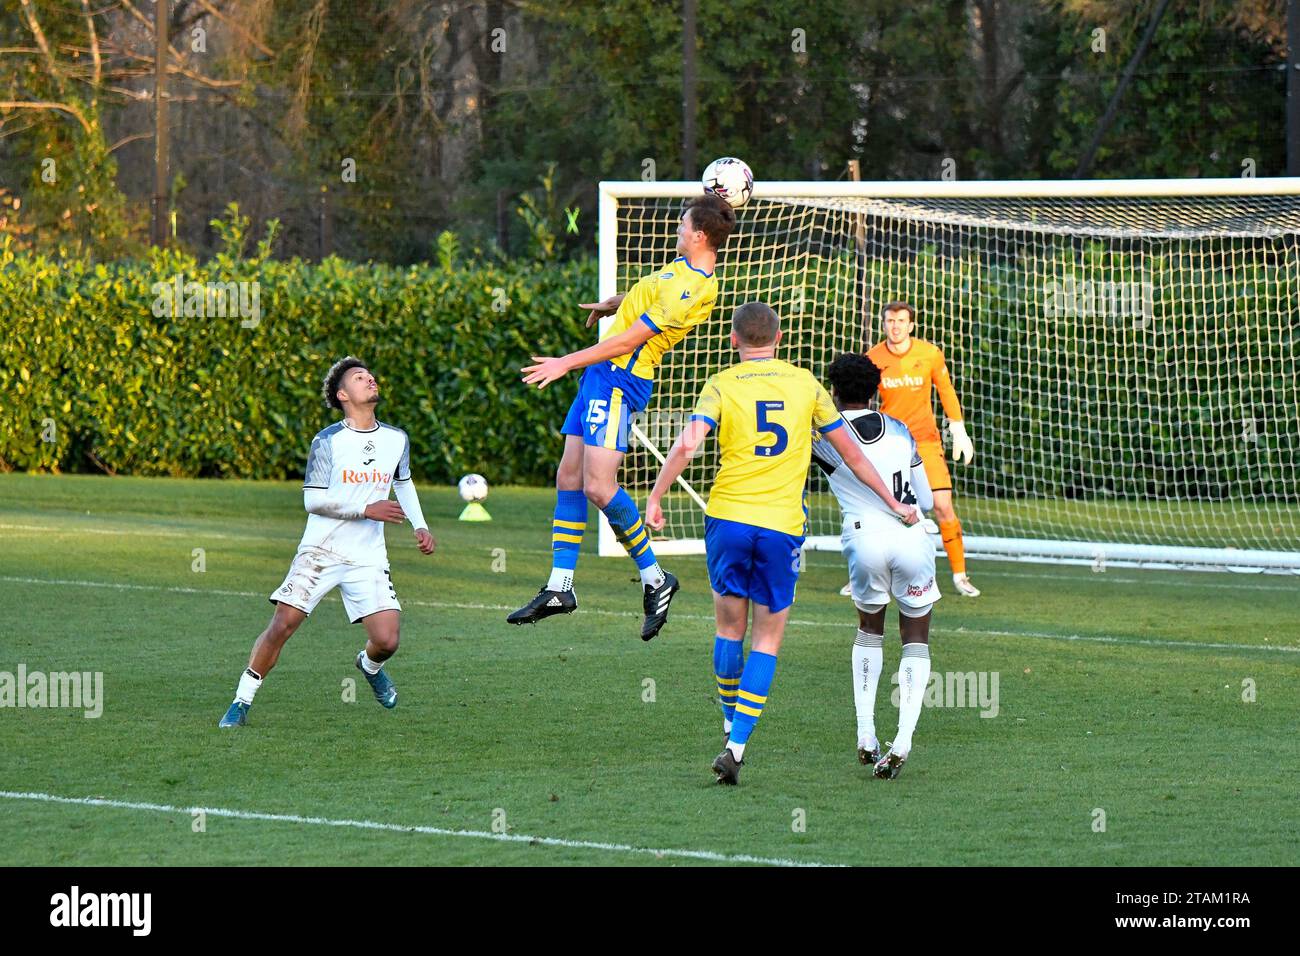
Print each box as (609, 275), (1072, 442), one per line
(826, 353), (881, 407)
(322, 356), (369, 410)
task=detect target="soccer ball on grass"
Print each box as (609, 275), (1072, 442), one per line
(457, 474), (488, 502)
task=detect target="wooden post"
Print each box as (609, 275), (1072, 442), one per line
(497, 188), (509, 254)
(319, 186), (332, 260)
(1289, 0), (1299, 175)
(848, 160), (868, 345)
(682, 0), (697, 178)
(152, 0), (169, 247)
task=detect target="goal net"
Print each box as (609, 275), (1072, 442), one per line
(597, 179), (1300, 573)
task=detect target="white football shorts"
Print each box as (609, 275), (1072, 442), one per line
(841, 517), (941, 616)
(269, 546), (401, 623)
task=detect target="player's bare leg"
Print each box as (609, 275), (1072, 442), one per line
(713, 596), (789, 784)
(875, 608), (932, 779)
(854, 606), (886, 765)
(219, 602), (307, 727)
(355, 608), (400, 708)
(508, 436), (586, 626)
(934, 489), (979, 597)
(249, 602), (308, 675)
(585, 444), (679, 640)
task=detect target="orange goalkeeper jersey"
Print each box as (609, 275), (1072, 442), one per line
(865, 338), (962, 444)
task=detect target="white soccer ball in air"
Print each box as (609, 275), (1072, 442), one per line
(702, 157), (754, 208)
(458, 473), (488, 502)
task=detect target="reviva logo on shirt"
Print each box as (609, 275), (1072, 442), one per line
(341, 469), (392, 484)
(881, 374), (926, 389)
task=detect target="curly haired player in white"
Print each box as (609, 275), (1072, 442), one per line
(812, 353), (939, 780)
(218, 357), (435, 727)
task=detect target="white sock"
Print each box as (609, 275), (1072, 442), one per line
(727, 740), (745, 762)
(235, 667), (262, 705)
(853, 629), (883, 746)
(639, 562), (666, 589)
(894, 643), (931, 756)
(359, 651), (383, 675)
(547, 567), (574, 592)
(723, 717), (733, 736)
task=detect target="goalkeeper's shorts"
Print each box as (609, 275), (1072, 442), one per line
(561, 361), (651, 453)
(915, 439), (953, 493)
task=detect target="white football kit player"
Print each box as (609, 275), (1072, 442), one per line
(271, 420), (428, 623)
(811, 409), (941, 616)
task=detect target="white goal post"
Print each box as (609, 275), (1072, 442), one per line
(596, 177), (1300, 573)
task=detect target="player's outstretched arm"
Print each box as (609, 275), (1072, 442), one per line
(645, 418), (713, 531)
(521, 321), (655, 389)
(579, 293), (626, 328)
(394, 478), (435, 554)
(825, 427), (919, 525)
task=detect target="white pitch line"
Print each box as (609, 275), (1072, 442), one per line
(0, 522), (248, 541)
(2, 574), (1296, 655)
(0, 575), (265, 600)
(0, 790), (832, 868)
(5, 521), (1300, 592)
(961, 567), (1300, 592)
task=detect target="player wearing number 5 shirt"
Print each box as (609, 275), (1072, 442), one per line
(645, 302), (916, 786)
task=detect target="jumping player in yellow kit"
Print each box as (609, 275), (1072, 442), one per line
(510, 193), (737, 640)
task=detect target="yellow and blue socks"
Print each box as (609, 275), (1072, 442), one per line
(713, 636), (744, 736)
(894, 643), (931, 756)
(547, 490), (587, 592)
(727, 650), (777, 761)
(602, 487), (665, 588)
(852, 629), (884, 750)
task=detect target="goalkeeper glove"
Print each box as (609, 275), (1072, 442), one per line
(948, 420), (974, 464)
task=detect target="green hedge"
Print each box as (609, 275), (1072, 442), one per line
(0, 241), (596, 483)
(4, 234), (1297, 507)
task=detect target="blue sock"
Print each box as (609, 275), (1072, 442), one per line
(550, 490), (587, 573)
(730, 651), (777, 746)
(601, 487), (657, 571)
(713, 636), (744, 726)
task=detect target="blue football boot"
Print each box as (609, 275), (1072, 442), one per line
(219, 700), (249, 728)
(356, 653), (397, 709)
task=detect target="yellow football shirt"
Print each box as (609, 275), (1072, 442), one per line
(690, 358), (844, 535)
(605, 257), (718, 379)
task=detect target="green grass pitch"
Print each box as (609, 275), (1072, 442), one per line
(1, 473), (1297, 866)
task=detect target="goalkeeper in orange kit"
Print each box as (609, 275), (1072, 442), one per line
(863, 301), (980, 597)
